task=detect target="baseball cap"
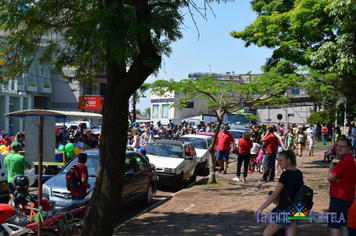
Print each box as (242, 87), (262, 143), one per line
(11, 141), (21, 149)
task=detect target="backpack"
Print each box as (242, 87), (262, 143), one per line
(66, 164), (81, 191)
(285, 171), (314, 211)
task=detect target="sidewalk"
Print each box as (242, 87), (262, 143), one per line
(113, 150), (333, 235)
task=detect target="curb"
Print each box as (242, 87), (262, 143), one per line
(114, 175), (210, 230)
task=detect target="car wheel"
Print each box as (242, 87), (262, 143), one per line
(142, 183), (154, 206)
(189, 168), (197, 183)
(199, 161), (208, 176)
(175, 173), (183, 190)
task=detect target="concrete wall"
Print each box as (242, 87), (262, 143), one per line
(25, 116), (55, 162)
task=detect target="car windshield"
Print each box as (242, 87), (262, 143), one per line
(225, 114), (249, 126)
(146, 143), (183, 158)
(229, 131), (244, 139)
(61, 154), (99, 176)
(180, 138), (207, 149)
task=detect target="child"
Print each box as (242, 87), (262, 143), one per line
(309, 133), (315, 156)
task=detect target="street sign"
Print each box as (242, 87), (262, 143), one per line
(265, 119), (271, 121)
(288, 113), (295, 117)
(277, 114), (283, 120)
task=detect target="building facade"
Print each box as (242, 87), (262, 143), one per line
(150, 72), (316, 125)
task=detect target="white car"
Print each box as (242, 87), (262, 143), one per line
(229, 129), (251, 152)
(146, 140), (198, 189)
(0, 153), (36, 197)
(179, 134), (213, 175)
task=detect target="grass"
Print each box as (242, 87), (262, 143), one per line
(315, 140), (331, 146)
(192, 180), (224, 187)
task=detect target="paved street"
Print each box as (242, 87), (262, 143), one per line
(113, 149), (334, 235)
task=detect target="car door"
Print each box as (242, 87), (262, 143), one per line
(123, 154), (148, 203)
(184, 145), (197, 178)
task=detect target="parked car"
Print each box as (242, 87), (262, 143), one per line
(42, 150), (157, 206)
(229, 128), (251, 152)
(0, 153), (36, 197)
(179, 134), (213, 175)
(146, 140), (198, 189)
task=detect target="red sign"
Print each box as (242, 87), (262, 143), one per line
(78, 96), (104, 110)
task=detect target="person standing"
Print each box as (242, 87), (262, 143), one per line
(233, 131), (253, 182)
(322, 124), (328, 145)
(327, 137), (356, 236)
(4, 141), (31, 204)
(259, 127), (278, 182)
(256, 150), (302, 236)
(215, 125), (235, 174)
(295, 127), (306, 157)
(70, 153), (91, 200)
(351, 122), (356, 157)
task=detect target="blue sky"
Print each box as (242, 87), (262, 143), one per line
(136, 1), (273, 112)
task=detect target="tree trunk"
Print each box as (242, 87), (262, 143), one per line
(80, 60), (130, 236)
(81, 1), (161, 234)
(207, 108), (225, 184)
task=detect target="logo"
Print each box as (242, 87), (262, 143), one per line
(255, 202), (345, 224)
(64, 193), (71, 199)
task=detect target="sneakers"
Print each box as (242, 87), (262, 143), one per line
(219, 168), (223, 173)
(223, 170), (227, 174)
(258, 179), (267, 183)
(233, 177), (240, 182)
(242, 179), (247, 183)
(268, 179), (274, 182)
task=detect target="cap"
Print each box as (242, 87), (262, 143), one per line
(298, 125), (302, 128)
(222, 125), (229, 130)
(11, 141), (21, 149)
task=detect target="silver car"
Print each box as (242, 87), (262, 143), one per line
(43, 150), (157, 206)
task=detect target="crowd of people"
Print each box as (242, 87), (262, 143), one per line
(56, 124), (100, 150)
(126, 119), (218, 151)
(219, 123), (356, 236)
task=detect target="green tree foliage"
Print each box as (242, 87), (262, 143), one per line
(307, 110), (331, 125)
(0, 1), (232, 235)
(149, 73), (304, 183)
(230, 0), (356, 108)
(143, 107), (151, 118)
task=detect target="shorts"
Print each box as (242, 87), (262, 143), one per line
(272, 206), (299, 226)
(216, 150), (230, 162)
(8, 183), (15, 195)
(328, 196), (353, 229)
(297, 142), (305, 145)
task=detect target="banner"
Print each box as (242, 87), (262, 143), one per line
(78, 96), (103, 110)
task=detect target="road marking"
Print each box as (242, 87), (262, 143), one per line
(184, 204), (195, 212)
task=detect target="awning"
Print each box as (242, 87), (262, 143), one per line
(4, 109), (102, 119)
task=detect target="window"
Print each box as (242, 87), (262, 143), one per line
(100, 83), (106, 96)
(162, 104), (169, 118)
(184, 102), (194, 108)
(41, 67), (45, 77)
(291, 88), (300, 95)
(152, 105), (159, 118)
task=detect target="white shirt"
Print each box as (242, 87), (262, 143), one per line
(73, 141), (84, 148)
(250, 143), (260, 154)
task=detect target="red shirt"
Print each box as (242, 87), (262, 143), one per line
(0, 138), (9, 147)
(330, 153), (356, 201)
(321, 126), (328, 135)
(238, 139), (253, 153)
(262, 134), (278, 154)
(216, 131), (235, 151)
(71, 163), (89, 197)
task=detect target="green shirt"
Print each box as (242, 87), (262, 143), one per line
(4, 152), (30, 183)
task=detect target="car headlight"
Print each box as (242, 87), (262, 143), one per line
(42, 184), (51, 196)
(164, 168), (174, 174)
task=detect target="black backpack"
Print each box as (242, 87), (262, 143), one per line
(285, 171), (314, 211)
(66, 164), (81, 191)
